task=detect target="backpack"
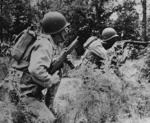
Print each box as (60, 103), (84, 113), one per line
(11, 27), (37, 62)
(83, 36), (98, 49)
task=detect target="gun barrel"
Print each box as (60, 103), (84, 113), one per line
(123, 40), (150, 46)
(67, 36), (79, 54)
(126, 41), (149, 43)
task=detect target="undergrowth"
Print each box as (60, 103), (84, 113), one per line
(1, 45), (150, 123)
(56, 45), (150, 123)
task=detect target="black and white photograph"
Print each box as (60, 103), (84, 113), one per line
(0, 0), (150, 123)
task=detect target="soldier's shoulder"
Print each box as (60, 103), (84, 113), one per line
(90, 38), (103, 47)
(84, 36), (100, 48)
(36, 34), (52, 44)
(32, 35), (53, 49)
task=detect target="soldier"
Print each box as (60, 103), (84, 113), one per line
(0, 11), (70, 123)
(72, 27), (119, 68)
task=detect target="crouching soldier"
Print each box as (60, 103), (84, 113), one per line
(72, 27), (119, 68)
(0, 11), (70, 123)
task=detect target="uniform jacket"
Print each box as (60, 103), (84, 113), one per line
(82, 37), (108, 63)
(12, 34), (58, 88)
(82, 36), (119, 65)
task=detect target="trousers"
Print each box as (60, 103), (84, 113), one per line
(0, 68), (56, 123)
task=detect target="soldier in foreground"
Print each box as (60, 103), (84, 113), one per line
(0, 11), (71, 123)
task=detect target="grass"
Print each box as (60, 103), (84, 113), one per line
(1, 45), (150, 123)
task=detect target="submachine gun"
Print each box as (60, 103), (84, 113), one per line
(45, 36), (79, 108)
(49, 36), (79, 74)
(122, 40), (150, 49)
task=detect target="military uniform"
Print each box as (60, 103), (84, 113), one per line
(80, 36), (122, 68)
(80, 37), (108, 67)
(0, 34), (57, 123)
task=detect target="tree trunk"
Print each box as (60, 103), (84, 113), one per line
(93, 0), (100, 23)
(0, 0), (3, 43)
(142, 0), (147, 41)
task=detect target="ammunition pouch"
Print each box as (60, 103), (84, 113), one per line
(7, 68), (44, 101)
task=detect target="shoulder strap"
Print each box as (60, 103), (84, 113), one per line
(84, 36), (98, 49)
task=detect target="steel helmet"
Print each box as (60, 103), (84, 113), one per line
(41, 11), (69, 34)
(102, 28), (118, 42)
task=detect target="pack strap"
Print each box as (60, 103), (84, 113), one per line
(14, 31), (24, 44)
(84, 36), (98, 49)
(12, 60), (29, 70)
(6, 68), (33, 83)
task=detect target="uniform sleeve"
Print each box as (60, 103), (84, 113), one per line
(28, 41), (53, 88)
(89, 41), (108, 60)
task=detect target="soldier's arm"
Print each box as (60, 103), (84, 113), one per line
(28, 41), (55, 88)
(89, 41), (108, 60)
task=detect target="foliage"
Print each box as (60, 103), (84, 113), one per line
(0, 101), (16, 123)
(0, 0), (144, 56)
(52, 44), (150, 123)
(140, 46), (150, 81)
(0, 63), (8, 81)
(1, 0), (150, 122)
(0, 0), (121, 56)
(0, 0), (36, 42)
(1, 39), (150, 123)
(112, 0), (141, 40)
(66, 63), (122, 122)
(65, 0), (117, 55)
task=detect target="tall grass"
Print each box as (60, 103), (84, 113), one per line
(1, 45), (150, 123)
(54, 45), (150, 123)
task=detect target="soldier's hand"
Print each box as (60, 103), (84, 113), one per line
(73, 60), (82, 68)
(51, 71), (60, 85)
(67, 54), (73, 62)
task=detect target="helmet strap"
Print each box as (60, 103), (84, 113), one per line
(58, 33), (65, 42)
(58, 29), (67, 42)
(51, 32), (65, 45)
